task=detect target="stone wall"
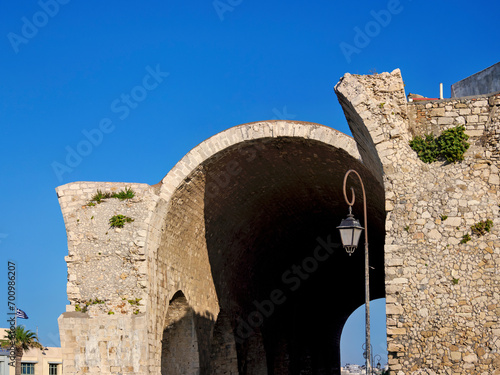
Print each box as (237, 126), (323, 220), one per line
(408, 93), (500, 164)
(56, 182), (159, 374)
(55, 181), (159, 310)
(58, 312), (147, 374)
(336, 70), (500, 375)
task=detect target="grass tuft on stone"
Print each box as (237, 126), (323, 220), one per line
(109, 215), (134, 228)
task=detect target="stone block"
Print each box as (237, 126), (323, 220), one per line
(463, 353), (478, 362)
(387, 343), (404, 352)
(438, 117), (454, 125)
(386, 304), (404, 315)
(467, 115), (479, 123)
(430, 108), (445, 117)
(387, 328), (406, 335)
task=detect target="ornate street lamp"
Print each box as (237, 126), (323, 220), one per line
(374, 354), (382, 373)
(337, 169), (371, 375)
(337, 206), (364, 256)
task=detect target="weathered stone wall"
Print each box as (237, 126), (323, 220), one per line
(408, 92), (500, 164)
(56, 181), (158, 309)
(336, 70), (500, 375)
(56, 182), (157, 374)
(209, 311), (238, 374)
(58, 312), (147, 374)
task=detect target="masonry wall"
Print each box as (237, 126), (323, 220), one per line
(336, 70), (500, 375)
(56, 182), (158, 375)
(58, 312), (147, 374)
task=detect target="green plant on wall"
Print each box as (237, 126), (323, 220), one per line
(113, 187), (135, 200)
(128, 298), (141, 306)
(109, 214), (134, 228)
(460, 219), (494, 245)
(471, 219), (493, 236)
(409, 126), (469, 163)
(409, 134), (439, 163)
(90, 189), (113, 204)
(87, 187), (135, 205)
(75, 299), (105, 313)
(460, 234), (471, 244)
(436, 125), (470, 162)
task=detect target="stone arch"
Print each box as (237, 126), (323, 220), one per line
(144, 120), (386, 374)
(161, 291), (200, 375)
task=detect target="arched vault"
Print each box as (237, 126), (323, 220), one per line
(56, 120), (387, 375)
(151, 121), (386, 374)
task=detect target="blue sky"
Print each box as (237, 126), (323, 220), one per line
(0, 0), (498, 367)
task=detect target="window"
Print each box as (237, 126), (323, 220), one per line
(21, 363), (35, 374)
(49, 364), (58, 375)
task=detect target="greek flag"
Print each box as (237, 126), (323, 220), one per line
(16, 308), (28, 319)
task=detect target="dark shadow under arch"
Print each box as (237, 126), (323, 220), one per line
(202, 137), (386, 374)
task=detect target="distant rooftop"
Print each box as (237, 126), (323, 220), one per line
(451, 62), (500, 98)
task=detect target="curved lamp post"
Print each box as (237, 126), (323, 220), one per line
(374, 354), (382, 372)
(337, 169), (371, 375)
(362, 343), (382, 374)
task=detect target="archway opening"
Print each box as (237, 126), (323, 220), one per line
(340, 298), (388, 372)
(157, 125), (387, 374)
(161, 291), (200, 375)
(201, 137), (386, 374)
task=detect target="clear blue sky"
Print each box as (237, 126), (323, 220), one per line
(0, 0), (498, 367)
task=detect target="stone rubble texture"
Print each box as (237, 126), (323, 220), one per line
(56, 70), (499, 374)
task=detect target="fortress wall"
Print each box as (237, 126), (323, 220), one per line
(58, 312), (147, 375)
(56, 182), (159, 375)
(408, 93), (500, 163)
(56, 71), (500, 374)
(55, 181), (158, 309)
(336, 71), (500, 374)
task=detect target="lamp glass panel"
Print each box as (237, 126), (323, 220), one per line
(352, 227), (363, 247)
(339, 228), (354, 247)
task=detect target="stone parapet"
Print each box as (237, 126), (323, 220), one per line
(408, 92), (500, 163)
